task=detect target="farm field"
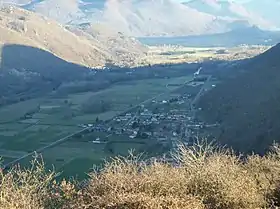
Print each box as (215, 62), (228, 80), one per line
(0, 75), (192, 177)
(40, 133), (166, 180)
(142, 45), (270, 65)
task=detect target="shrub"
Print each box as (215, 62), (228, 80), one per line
(2, 143), (280, 208)
(0, 158), (55, 209)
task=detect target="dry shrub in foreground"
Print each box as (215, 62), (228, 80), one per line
(80, 154), (204, 209)
(80, 143), (267, 209)
(176, 144), (265, 209)
(245, 145), (280, 206)
(0, 158), (56, 209)
(3, 143), (280, 209)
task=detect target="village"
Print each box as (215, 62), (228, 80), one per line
(77, 71), (219, 151)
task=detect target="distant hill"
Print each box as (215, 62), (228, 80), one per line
(197, 43), (280, 154)
(186, 0), (276, 30)
(0, 6), (146, 68)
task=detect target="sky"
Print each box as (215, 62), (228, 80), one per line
(178, 0), (250, 2)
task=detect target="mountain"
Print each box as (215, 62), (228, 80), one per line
(96, 0), (233, 37)
(0, 0), (32, 6)
(0, 5), (148, 106)
(24, 0), (83, 24)
(185, 0), (277, 30)
(67, 23), (148, 67)
(0, 0), (252, 37)
(197, 43), (280, 154)
(0, 5), (146, 68)
(244, 0), (280, 28)
(2, 0), (280, 37)
(0, 0), (100, 24)
(0, 5), (109, 68)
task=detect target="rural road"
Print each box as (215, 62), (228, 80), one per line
(3, 127), (89, 169)
(190, 75), (212, 115)
(3, 76), (195, 170)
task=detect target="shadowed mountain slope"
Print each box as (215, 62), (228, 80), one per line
(198, 43), (280, 154)
(0, 44), (91, 105)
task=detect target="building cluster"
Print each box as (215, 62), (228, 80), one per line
(77, 76), (219, 149)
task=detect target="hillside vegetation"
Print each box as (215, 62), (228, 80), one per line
(2, 142), (280, 209)
(198, 43), (280, 154)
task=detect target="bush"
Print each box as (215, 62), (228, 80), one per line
(0, 157), (55, 209)
(3, 143), (280, 208)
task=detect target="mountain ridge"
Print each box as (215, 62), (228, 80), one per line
(2, 0), (277, 37)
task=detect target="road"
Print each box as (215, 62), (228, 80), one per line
(3, 127), (89, 169)
(4, 93), (165, 169)
(181, 75), (212, 144)
(3, 76), (195, 170)
(190, 75), (212, 116)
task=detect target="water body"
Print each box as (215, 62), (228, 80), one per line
(138, 28), (280, 47)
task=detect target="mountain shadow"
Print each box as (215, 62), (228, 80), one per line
(0, 44), (91, 104)
(0, 44), (90, 79)
(198, 43), (280, 155)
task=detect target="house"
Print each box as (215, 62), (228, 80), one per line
(158, 137), (167, 142)
(151, 117), (158, 122)
(92, 138), (101, 144)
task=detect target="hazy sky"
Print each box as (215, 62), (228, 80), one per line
(179, 0), (250, 2)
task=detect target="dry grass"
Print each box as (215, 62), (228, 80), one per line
(0, 157), (56, 209)
(2, 142), (280, 208)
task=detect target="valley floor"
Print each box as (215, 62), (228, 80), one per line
(0, 44), (269, 178)
(0, 72), (213, 178)
(143, 45), (270, 65)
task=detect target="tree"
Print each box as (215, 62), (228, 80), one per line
(132, 121), (139, 129)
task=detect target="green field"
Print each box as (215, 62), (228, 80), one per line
(0, 75), (192, 177)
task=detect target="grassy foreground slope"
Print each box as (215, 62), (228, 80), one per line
(198, 43), (280, 154)
(2, 142), (280, 209)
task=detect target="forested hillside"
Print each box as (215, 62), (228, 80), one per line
(198, 43), (280, 154)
